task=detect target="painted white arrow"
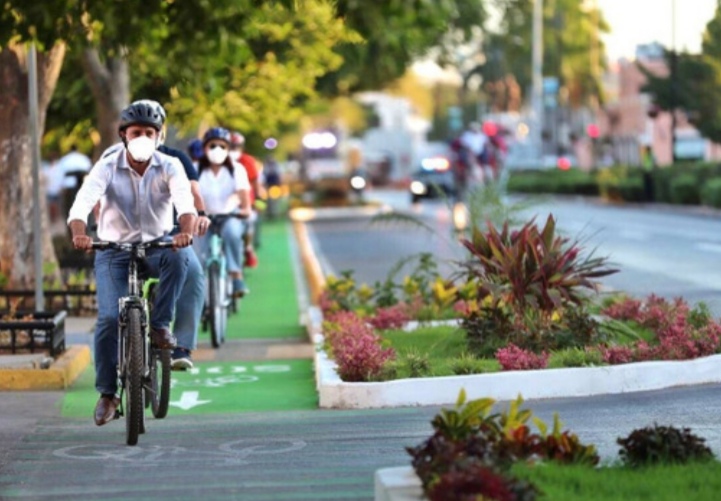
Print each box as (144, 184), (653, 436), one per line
(169, 391), (211, 410)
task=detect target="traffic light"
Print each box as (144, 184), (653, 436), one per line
(586, 123), (600, 139)
(557, 157), (571, 171)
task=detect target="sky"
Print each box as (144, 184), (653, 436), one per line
(599, 0), (718, 61)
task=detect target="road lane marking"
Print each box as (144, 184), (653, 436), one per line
(696, 242), (721, 254)
(169, 391), (211, 410)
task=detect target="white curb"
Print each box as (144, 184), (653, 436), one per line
(374, 466), (422, 501)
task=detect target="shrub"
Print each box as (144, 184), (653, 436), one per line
(669, 173), (700, 205)
(496, 344), (549, 371)
(548, 347), (603, 368)
(459, 214), (617, 319)
(427, 464), (539, 501)
(408, 392), (598, 501)
(617, 424), (713, 467)
(332, 331), (396, 382)
(450, 352), (487, 375)
(599, 295), (721, 364)
(322, 310), (396, 382)
(401, 349), (432, 378)
(700, 177), (721, 208)
(366, 303), (411, 330)
(617, 177), (645, 202)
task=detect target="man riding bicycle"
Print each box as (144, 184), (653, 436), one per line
(67, 100), (197, 427)
(99, 99), (210, 371)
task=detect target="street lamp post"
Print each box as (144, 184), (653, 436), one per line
(670, 0), (677, 163)
(28, 43), (44, 312)
(532, 0), (544, 161)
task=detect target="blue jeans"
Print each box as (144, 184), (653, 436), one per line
(93, 246), (191, 395)
(173, 250), (204, 351)
(193, 218), (246, 273)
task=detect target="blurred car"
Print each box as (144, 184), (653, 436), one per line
(409, 156), (455, 203)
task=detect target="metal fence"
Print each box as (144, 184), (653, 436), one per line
(0, 288), (96, 316)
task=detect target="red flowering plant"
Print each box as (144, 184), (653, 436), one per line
(598, 295), (721, 364)
(495, 344), (549, 371)
(321, 309), (396, 382)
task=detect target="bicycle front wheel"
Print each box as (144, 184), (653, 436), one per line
(148, 348), (171, 419)
(125, 308), (145, 446)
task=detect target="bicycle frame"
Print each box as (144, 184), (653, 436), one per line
(206, 229), (228, 285)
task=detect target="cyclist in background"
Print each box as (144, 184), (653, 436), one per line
(195, 127), (253, 297)
(229, 132), (263, 268)
(67, 101), (197, 426)
(99, 100), (209, 370)
(187, 138), (204, 165)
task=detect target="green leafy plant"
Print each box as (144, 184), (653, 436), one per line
(617, 424), (713, 467)
(408, 391), (598, 499)
(459, 214), (618, 315)
(548, 347), (603, 368)
(401, 349), (432, 378)
(457, 215), (618, 354)
(449, 351), (487, 375)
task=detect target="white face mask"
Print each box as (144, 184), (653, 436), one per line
(230, 150), (241, 162)
(127, 136), (157, 163)
(207, 147), (229, 165)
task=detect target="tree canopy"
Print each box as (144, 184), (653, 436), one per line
(642, 3), (721, 143)
(473, 0), (609, 111)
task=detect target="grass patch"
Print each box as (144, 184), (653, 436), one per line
(512, 461), (721, 500)
(381, 325), (500, 378)
(378, 319), (654, 378)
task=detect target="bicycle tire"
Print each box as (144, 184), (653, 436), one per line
(148, 348), (171, 418)
(208, 264), (225, 348)
(125, 308), (144, 446)
(227, 275), (238, 315)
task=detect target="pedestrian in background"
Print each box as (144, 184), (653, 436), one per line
(42, 150), (65, 227)
(641, 145), (656, 202)
(57, 145), (92, 219)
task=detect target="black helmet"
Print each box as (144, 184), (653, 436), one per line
(133, 99), (167, 123)
(203, 127), (232, 146)
(118, 101), (165, 132)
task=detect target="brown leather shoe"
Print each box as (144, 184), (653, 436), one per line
(150, 327), (177, 349)
(94, 395), (120, 426)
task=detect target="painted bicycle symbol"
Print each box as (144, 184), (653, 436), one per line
(53, 439), (307, 466)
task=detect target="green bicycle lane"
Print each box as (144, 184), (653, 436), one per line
(60, 219), (319, 417)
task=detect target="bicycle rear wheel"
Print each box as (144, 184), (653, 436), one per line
(227, 274), (238, 316)
(147, 348), (171, 418)
(125, 308), (145, 446)
(208, 264), (226, 348)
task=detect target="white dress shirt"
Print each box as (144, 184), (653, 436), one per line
(67, 149), (197, 243)
(197, 163), (250, 215)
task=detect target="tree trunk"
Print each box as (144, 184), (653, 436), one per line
(0, 42), (65, 289)
(80, 48), (130, 159)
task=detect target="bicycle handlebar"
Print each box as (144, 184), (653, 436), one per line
(206, 213), (249, 222)
(90, 240), (177, 251)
